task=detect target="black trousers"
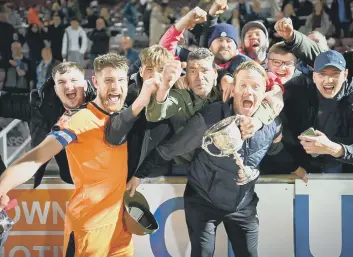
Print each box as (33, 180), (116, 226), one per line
(184, 184), (259, 257)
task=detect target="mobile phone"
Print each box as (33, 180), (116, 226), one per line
(301, 128), (318, 157)
(301, 127), (316, 137)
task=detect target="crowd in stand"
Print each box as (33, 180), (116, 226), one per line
(0, 0), (352, 256)
(0, 0), (351, 94)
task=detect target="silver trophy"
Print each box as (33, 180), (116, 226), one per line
(202, 115), (260, 185)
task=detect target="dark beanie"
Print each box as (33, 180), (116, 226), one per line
(208, 23), (238, 48)
(241, 21), (269, 42)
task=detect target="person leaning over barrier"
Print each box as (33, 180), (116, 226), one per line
(0, 62), (96, 185)
(261, 50), (353, 175)
(148, 61), (283, 257)
(0, 53), (157, 256)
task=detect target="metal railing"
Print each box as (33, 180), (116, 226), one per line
(0, 119), (31, 167)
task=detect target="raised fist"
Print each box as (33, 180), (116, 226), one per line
(184, 7), (208, 30)
(161, 60), (182, 90)
(274, 17), (294, 41)
(209, 0), (228, 16)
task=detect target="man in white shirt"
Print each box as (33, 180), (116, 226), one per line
(62, 18), (88, 67)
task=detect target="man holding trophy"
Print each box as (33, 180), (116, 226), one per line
(154, 61), (283, 257)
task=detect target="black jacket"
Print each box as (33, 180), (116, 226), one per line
(87, 28), (110, 55)
(262, 75), (353, 174)
(0, 77), (97, 186)
(155, 101), (280, 211)
(45, 24), (65, 61)
(106, 73), (174, 180)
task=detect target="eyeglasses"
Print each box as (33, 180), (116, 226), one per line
(269, 58), (296, 67)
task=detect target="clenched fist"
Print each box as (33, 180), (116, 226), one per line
(177, 7), (207, 31)
(137, 75), (161, 107)
(220, 75), (234, 102)
(161, 60), (183, 90)
(209, 0), (228, 16)
(274, 18), (294, 41)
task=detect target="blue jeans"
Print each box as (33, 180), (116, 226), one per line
(321, 165), (343, 173)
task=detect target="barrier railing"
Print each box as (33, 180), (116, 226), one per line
(0, 119), (31, 167)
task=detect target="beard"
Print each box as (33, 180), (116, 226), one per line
(245, 44), (268, 62)
(214, 48), (233, 64)
(99, 92), (121, 113)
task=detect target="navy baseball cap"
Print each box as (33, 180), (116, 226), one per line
(314, 50), (346, 72)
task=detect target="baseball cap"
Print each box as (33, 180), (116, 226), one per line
(208, 24), (238, 48)
(123, 190), (159, 235)
(241, 21), (269, 42)
(314, 50), (346, 72)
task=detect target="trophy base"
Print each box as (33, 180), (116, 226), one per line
(236, 168), (260, 185)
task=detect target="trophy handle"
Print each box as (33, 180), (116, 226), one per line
(202, 136), (227, 157)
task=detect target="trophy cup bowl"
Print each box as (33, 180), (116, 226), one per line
(202, 116), (260, 185)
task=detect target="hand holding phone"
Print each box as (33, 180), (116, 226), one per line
(300, 128), (319, 157)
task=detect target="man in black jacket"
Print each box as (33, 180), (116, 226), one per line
(143, 61), (282, 257)
(0, 62), (96, 186)
(44, 14), (65, 61)
(263, 50), (353, 175)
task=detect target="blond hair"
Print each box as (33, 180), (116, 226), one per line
(93, 53), (129, 74)
(139, 45), (174, 67)
(233, 61), (268, 87)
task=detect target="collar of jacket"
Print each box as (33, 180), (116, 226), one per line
(316, 79), (353, 104)
(130, 72), (143, 89)
(191, 85), (221, 109)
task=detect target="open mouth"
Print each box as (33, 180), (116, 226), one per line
(108, 94), (121, 103)
(275, 72), (287, 78)
(242, 100), (254, 110)
(66, 92), (77, 100)
(251, 41), (260, 48)
(323, 85), (335, 94)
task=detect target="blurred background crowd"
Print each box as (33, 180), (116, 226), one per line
(0, 0), (351, 93)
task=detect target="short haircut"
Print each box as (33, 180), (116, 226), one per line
(307, 31), (329, 51)
(52, 62), (84, 79)
(93, 53), (129, 74)
(139, 45), (174, 67)
(233, 61), (268, 88)
(187, 48), (215, 64)
(268, 41), (297, 60)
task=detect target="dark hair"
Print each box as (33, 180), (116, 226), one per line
(52, 62), (84, 79)
(187, 48), (215, 63)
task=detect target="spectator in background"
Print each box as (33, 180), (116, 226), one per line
(88, 17), (110, 68)
(100, 7), (112, 27)
(269, 12), (284, 45)
(123, 0), (138, 41)
(300, 0), (332, 37)
(247, 0), (266, 23)
(329, 0), (352, 38)
(26, 24), (45, 80)
(120, 36), (139, 65)
(142, 0), (153, 38)
(62, 17), (88, 67)
(237, 0), (252, 22)
(282, 0), (313, 27)
(227, 7), (245, 45)
(35, 47), (60, 89)
(60, 0), (72, 25)
(0, 11), (17, 66)
(283, 3), (301, 30)
(3, 42), (31, 92)
(27, 4), (42, 25)
(149, 0), (174, 46)
(4, 3), (21, 28)
(83, 7), (98, 28)
(44, 14), (65, 61)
